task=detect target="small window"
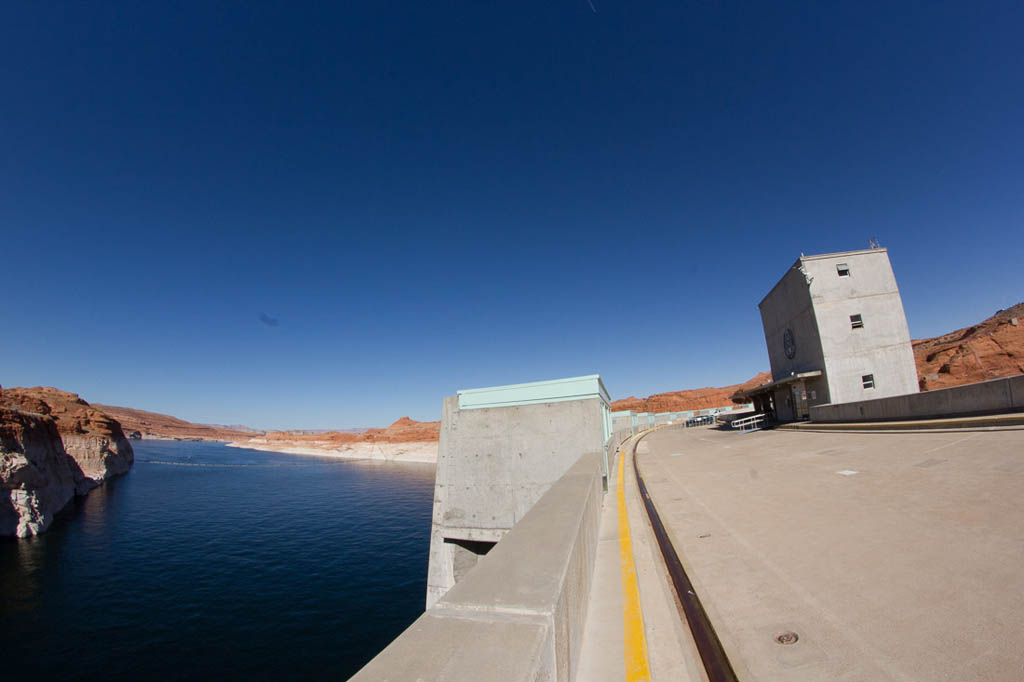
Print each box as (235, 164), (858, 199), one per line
(862, 374), (874, 389)
(850, 314), (864, 329)
(837, 263), (850, 277)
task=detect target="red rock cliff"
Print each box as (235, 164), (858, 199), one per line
(914, 303), (1024, 391)
(0, 387), (134, 537)
(610, 372), (772, 413)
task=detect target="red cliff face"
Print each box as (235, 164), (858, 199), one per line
(610, 372), (772, 413)
(2, 387), (134, 489)
(0, 406), (79, 537)
(914, 303), (1024, 391)
(92, 403), (258, 441)
(0, 387), (135, 537)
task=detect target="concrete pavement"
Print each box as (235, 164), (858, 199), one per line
(634, 423), (1024, 681)
(578, 432), (704, 682)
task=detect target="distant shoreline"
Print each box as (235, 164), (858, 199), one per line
(136, 434), (232, 443)
(225, 438), (438, 464)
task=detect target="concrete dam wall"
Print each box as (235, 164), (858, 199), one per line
(351, 449), (606, 682)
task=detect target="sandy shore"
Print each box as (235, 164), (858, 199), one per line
(226, 438), (438, 464)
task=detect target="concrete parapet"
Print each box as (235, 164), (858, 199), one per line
(352, 450), (605, 682)
(349, 610), (555, 681)
(810, 374), (1024, 423)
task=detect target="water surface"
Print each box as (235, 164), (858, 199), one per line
(0, 440), (435, 680)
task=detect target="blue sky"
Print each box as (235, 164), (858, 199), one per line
(2, 2), (1022, 429)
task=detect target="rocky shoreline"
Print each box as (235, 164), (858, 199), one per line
(226, 416), (441, 464)
(1, 387), (134, 538)
(226, 438), (438, 464)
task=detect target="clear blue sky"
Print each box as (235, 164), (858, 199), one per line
(2, 2), (1021, 429)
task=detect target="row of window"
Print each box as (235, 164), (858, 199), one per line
(838, 263), (871, 389)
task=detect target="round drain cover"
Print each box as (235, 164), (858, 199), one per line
(775, 631), (799, 645)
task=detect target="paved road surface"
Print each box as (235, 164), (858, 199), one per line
(636, 424), (1024, 681)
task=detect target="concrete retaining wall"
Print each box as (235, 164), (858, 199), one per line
(810, 374), (1024, 423)
(351, 450), (605, 682)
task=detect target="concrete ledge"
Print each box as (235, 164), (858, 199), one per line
(349, 610), (556, 682)
(781, 411), (1024, 432)
(810, 374), (1024, 423)
(352, 450), (605, 681)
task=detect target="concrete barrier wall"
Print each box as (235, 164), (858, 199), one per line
(351, 450), (605, 682)
(810, 374), (1024, 422)
(608, 427), (633, 454)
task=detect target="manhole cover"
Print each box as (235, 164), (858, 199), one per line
(775, 631), (799, 645)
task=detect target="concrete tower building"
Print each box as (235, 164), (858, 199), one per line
(739, 247), (919, 421)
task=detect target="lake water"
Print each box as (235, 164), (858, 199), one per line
(0, 440), (436, 680)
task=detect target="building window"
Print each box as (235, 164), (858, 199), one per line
(850, 314), (864, 329)
(862, 374), (874, 389)
(837, 263), (850, 277)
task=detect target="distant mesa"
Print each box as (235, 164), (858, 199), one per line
(92, 404), (263, 442)
(611, 372), (773, 414)
(227, 416), (441, 463)
(259, 416), (440, 445)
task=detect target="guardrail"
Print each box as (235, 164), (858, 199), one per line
(730, 413), (765, 434)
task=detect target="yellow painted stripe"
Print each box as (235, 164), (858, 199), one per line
(617, 444), (651, 681)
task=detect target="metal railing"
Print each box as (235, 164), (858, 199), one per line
(730, 413), (765, 434)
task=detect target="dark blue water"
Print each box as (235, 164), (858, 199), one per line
(0, 440), (436, 680)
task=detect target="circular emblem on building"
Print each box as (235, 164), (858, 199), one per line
(783, 328), (796, 359)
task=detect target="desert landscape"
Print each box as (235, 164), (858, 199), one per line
(5, 303), (1021, 516)
(226, 417), (441, 463)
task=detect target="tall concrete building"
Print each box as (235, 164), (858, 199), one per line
(736, 247), (919, 421)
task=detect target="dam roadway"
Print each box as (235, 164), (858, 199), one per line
(351, 416), (1024, 680)
(590, 422), (1024, 681)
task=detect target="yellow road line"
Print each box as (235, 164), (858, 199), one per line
(617, 444), (651, 681)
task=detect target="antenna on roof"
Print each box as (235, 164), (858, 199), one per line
(869, 238), (881, 249)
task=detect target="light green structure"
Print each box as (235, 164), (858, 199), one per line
(458, 374), (613, 452)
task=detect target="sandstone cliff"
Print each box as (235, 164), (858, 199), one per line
(92, 403), (260, 441)
(0, 387), (135, 537)
(914, 303), (1024, 391)
(0, 407), (79, 537)
(610, 372), (773, 413)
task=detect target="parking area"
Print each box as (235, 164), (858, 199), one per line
(637, 424), (1024, 681)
